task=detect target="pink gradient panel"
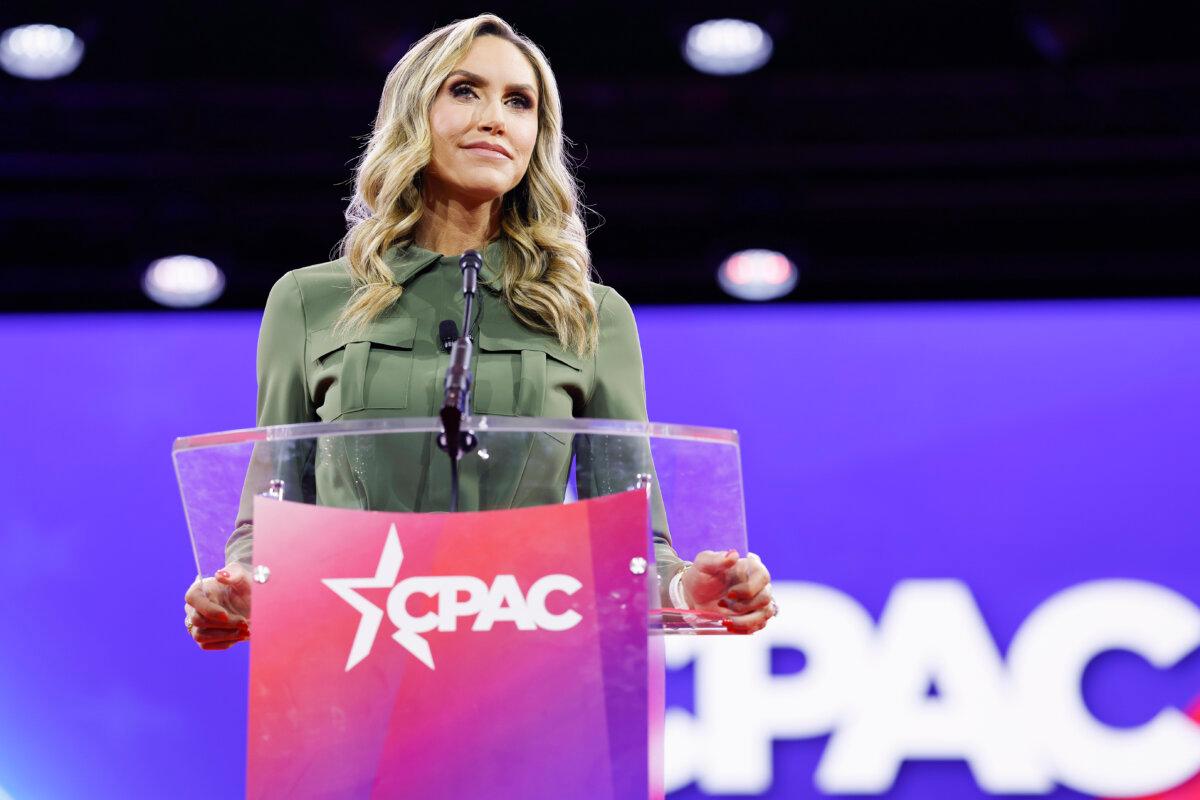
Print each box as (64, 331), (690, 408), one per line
(247, 490), (652, 799)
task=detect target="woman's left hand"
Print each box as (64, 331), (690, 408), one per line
(680, 550), (777, 634)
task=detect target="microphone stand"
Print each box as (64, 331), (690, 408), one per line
(438, 249), (481, 512)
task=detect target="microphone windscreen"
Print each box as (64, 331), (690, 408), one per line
(439, 319), (459, 352)
(460, 249), (483, 272)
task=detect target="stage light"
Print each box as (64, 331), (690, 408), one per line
(683, 19), (773, 76)
(717, 249), (797, 301)
(142, 255), (226, 308)
(0, 24), (84, 80)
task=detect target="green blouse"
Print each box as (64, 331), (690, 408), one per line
(232, 240), (681, 588)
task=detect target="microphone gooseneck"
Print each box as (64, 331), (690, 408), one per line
(438, 249), (483, 512)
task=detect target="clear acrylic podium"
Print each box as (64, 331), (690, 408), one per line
(173, 417), (752, 799)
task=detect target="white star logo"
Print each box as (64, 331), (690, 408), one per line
(321, 524), (435, 671)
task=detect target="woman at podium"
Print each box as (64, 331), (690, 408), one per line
(183, 13), (776, 650)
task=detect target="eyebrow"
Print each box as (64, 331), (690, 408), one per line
(446, 69), (537, 99)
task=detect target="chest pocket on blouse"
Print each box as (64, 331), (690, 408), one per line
(472, 331), (582, 441)
(309, 317), (417, 420)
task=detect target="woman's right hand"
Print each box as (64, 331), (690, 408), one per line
(183, 563), (253, 650)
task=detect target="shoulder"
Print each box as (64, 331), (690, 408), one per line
(282, 257), (353, 302)
(588, 282), (636, 331)
(265, 258), (354, 333)
(586, 282), (642, 357)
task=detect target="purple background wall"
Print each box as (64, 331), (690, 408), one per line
(0, 299), (1198, 798)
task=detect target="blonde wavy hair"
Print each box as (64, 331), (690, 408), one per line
(337, 14), (598, 356)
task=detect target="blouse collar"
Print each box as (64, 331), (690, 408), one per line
(382, 238), (506, 293)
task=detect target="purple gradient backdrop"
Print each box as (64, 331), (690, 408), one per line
(0, 299), (1198, 798)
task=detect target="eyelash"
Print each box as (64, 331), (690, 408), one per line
(449, 82), (533, 110)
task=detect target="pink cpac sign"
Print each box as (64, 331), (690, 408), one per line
(245, 491), (655, 799)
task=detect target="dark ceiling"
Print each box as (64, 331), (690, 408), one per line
(3, 0), (1200, 309)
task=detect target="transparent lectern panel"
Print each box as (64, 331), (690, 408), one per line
(174, 417), (748, 633)
(647, 434), (748, 562)
(174, 437), (256, 579)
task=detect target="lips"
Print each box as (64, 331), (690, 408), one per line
(462, 141), (512, 159)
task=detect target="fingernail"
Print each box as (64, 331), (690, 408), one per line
(725, 549), (738, 559)
(216, 569), (230, 579)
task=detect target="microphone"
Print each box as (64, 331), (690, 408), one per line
(442, 334), (472, 419)
(439, 319), (458, 352)
(439, 250), (484, 479)
(460, 249), (482, 296)
(442, 250), (483, 418)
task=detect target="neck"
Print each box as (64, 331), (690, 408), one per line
(413, 189), (502, 256)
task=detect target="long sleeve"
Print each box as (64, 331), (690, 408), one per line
(255, 272), (316, 427)
(578, 287), (685, 600)
(226, 272), (318, 565)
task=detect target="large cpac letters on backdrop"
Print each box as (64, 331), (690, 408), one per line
(665, 579), (1200, 797)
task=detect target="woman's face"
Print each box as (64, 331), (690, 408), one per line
(425, 35), (540, 205)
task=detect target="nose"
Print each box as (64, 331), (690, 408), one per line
(476, 95), (506, 135)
